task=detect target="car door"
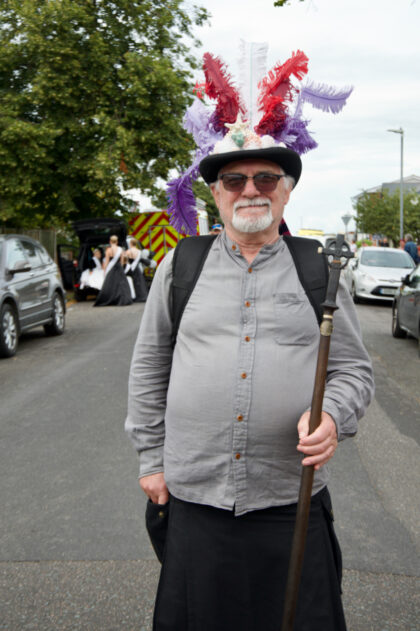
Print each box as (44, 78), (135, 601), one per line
(19, 238), (52, 320)
(5, 238), (33, 326)
(399, 266), (420, 335)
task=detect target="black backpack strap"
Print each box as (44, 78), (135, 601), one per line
(171, 235), (217, 346)
(283, 236), (329, 325)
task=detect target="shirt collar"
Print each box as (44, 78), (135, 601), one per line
(220, 229), (285, 267)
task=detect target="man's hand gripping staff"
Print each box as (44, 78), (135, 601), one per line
(281, 234), (354, 631)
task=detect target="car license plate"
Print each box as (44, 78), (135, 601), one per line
(379, 288), (397, 296)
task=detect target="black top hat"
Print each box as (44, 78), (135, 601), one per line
(199, 146), (302, 186)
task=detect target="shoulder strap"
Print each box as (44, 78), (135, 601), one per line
(171, 235), (217, 346)
(283, 236), (329, 324)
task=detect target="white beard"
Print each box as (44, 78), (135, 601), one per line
(231, 198), (273, 233)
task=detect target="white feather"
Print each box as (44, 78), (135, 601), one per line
(237, 40), (268, 130)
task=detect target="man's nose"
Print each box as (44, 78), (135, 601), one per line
(242, 176), (260, 196)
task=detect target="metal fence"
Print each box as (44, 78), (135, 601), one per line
(0, 228), (57, 261)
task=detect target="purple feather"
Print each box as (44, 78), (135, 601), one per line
(275, 115), (318, 155)
(167, 171), (198, 235)
(167, 101), (223, 234)
(183, 98), (223, 151)
(300, 81), (353, 114)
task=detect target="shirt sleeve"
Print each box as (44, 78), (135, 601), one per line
(321, 278), (375, 441)
(124, 249), (175, 478)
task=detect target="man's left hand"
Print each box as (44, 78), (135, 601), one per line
(296, 411), (338, 470)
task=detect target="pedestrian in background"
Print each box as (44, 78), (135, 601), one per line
(209, 222), (223, 235)
(125, 239), (148, 302)
(94, 235), (132, 306)
(404, 233), (419, 264)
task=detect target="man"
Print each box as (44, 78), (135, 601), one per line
(209, 222), (223, 235)
(125, 122), (374, 630)
(404, 233), (419, 263)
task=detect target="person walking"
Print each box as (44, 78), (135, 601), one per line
(404, 233), (419, 263)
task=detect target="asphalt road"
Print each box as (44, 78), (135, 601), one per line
(0, 297), (419, 630)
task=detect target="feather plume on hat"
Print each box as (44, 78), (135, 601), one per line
(167, 43), (353, 235)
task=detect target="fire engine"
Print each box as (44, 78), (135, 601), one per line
(128, 202), (209, 281)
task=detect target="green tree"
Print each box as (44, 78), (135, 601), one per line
(0, 0), (208, 229)
(354, 189), (420, 244)
(192, 179), (221, 227)
(274, 1), (305, 6)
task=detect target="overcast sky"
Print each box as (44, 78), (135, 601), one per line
(188, 0), (419, 235)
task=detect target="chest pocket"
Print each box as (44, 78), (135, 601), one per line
(273, 292), (319, 346)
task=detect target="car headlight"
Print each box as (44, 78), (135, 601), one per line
(360, 273), (376, 283)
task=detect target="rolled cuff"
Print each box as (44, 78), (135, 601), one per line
(322, 399), (358, 442)
(138, 445), (165, 479)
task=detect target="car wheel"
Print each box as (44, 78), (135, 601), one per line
(0, 303), (19, 358)
(351, 283), (361, 304)
(391, 303), (406, 338)
(44, 293), (65, 336)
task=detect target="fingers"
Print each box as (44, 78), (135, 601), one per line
(297, 411), (310, 441)
(296, 412), (338, 470)
(139, 472), (169, 504)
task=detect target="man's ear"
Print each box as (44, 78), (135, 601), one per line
(209, 183), (220, 208)
(283, 188), (291, 206)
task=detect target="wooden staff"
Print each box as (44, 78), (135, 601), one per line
(281, 234), (353, 631)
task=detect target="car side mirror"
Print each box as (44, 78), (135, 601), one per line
(8, 260), (31, 274)
(402, 273), (411, 285)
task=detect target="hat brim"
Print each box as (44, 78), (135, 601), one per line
(199, 147), (302, 187)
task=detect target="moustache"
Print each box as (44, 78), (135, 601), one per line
(233, 197), (272, 212)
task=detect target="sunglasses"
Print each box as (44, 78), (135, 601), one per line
(218, 172), (285, 193)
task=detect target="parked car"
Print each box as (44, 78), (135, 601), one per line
(345, 246), (415, 303)
(392, 263), (420, 355)
(57, 218), (127, 301)
(0, 234), (66, 358)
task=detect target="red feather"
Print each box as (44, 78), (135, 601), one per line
(256, 50), (308, 136)
(203, 53), (245, 132)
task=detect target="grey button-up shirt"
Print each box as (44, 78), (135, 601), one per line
(125, 232), (374, 515)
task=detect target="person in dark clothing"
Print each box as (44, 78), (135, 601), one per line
(125, 239), (149, 302)
(94, 236), (132, 306)
(404, 234), (419, 263)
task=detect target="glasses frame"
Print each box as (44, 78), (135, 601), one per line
(218, 172), (285, 193)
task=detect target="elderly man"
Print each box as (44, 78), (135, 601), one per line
(125, 122), (374, 631)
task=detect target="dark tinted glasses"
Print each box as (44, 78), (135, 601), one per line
(218, 172), (285, 193)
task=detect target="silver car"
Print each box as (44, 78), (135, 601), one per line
(345, 246), (415, 303)
(0, 234), (66, 358)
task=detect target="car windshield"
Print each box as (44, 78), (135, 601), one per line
(360, 250), (413, 269)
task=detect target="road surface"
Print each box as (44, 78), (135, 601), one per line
(0, 298), (418, 630)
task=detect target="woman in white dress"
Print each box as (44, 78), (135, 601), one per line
(94, 236), (132, 306)
(79, 248), (104, 292)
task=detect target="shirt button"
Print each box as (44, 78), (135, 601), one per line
(232, 245), (237, 251)
(235, 453), (241, 460)
(237, 414), (243, 421)
(245, 336), (250, 342)
(248, 267), (253, 273)
(241, 372), (247, 379)
(245, 301), (251, 307)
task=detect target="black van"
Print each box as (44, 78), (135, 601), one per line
(57, 218), (127, 301)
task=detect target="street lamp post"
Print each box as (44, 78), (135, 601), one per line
(387, 127), (404, 241)
(341, 213), (352, 241)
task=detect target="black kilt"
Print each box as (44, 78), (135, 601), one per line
(153, 488), (346, 631)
